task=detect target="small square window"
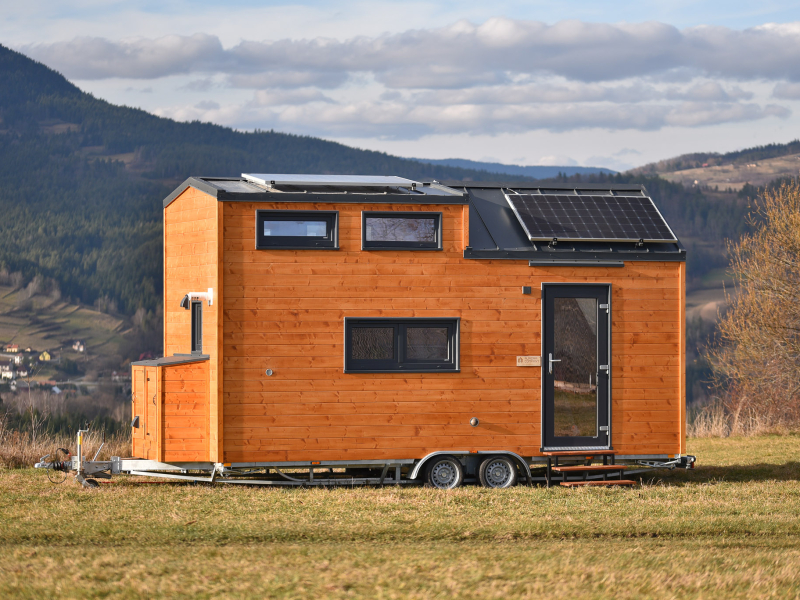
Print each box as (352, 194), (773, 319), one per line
(344, 318), (459, 373)
(256, 210), (338, 249)
(362, 211), (442, 250)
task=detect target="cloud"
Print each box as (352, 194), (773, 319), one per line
(773, 82), (800, 99)
(161, 96), (787, 140)
(25, 33), (226, 79)
(251, 88), (334, 106)
(21, 19), (798, 139)
(23, 19), (800, 84)
(228, 71), (348, 89)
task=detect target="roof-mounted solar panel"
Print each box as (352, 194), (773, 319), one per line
(242, 174), (418, 188)
(504, 192), (677, 243)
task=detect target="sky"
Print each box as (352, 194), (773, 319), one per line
(4, 1), (800, 171)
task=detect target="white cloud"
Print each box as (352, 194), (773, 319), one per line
(773, 82), (800, 99)
(23, 19), (800, 84)
(17, 18), (798, 143)
(251, 88), (334, 106)
(162, 95), (787, 140)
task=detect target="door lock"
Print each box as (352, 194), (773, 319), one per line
(548, 352), (561, 375)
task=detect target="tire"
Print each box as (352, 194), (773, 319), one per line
(83, 478), (100, 489)
(478, 456), (518, 488)
(425, 455), (464, 489)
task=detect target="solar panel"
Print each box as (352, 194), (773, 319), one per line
(242, 174), (417, 187)
(504, 193), (676, 243)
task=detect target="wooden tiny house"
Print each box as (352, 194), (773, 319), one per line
(130, 174), (688, 487)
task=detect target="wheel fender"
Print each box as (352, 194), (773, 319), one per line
(409, 451), (469, 480)
(409, 451), (532, 484)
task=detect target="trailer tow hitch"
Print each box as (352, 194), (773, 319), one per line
(35, 425), (110, 488)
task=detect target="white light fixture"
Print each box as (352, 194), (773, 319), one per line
(180, 288), (214, 310)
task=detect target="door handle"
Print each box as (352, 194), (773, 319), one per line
(548, 352), (561, 374)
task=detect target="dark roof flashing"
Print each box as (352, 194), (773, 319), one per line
(132, 354), (209, 367)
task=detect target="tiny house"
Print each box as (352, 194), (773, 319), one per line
(130, 174), (688, 488)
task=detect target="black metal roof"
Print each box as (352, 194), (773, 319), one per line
(163, 177), (684, 262)
(452, 182), (685, 262)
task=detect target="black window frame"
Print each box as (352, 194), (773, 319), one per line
(344, 317), (460, 373)
(361, 211), (443, 250)
(191, 300), (203, 355)
(256, 210), (339, 250)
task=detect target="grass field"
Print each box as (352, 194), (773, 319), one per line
(1, 435), (799, 599)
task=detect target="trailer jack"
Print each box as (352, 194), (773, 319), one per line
(35, 426), (112, 488)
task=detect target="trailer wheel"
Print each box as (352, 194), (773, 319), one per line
(478, 456), (517, 488)
(83, 479), (100, 489)
(425, 456), (464, 489)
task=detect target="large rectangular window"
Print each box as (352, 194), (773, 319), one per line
(362, 211), (442, 250)
(256, 210), (338, 249)
(344, 318), (459, 373)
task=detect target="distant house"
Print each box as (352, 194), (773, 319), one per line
(16, 366), (28, 378)
(72, 340), (85, 353)
(0, 361), (15, 380)
(39, 351), (51, 362)
(12, 355), (23, 365)
(51, 386), (61, 394)
(4, 344), (19, 353)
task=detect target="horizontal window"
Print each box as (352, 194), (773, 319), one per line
(256, 210), (338, 249)
(344, 318), (459, 373)
(362, 211), (442, 250)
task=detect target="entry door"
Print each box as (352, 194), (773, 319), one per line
(542, 284), (610, 450)
(145, 367), (158, 459)
(132, 367), (145, 456)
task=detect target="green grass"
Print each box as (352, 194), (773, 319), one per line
(1, 435), (800, 598)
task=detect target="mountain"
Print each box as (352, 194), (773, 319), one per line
(0, 43), (536, 317)
(413, 158), (616, 179)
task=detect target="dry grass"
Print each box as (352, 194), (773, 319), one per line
(0, 413), (130, 469)
(688, 398), (798, 438)
(0, 435), (799, 598)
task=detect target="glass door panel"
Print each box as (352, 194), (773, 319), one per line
(542, 285), (610, 449)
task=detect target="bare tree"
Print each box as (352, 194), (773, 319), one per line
(712, 180), (800, 426)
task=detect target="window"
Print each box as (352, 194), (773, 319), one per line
(191, 301), (203, 354)
(362, 211), (442, 250)
(256, 210), (338, 249)
(344, 318), (459, 372)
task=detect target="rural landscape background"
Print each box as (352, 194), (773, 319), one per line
(0, 41), (792, 445)
(3, 11), (800, 596)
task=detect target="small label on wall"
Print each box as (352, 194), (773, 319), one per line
(516, 356), (541, 367)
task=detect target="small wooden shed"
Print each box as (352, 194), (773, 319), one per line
(131, 174), (687, 486)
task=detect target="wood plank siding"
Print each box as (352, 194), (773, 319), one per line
(163, 187), (219, 461)
(131, 360), (209, 462)
(211, 199), (684, 464)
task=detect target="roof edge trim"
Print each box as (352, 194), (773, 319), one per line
(163, 178), (220, 208)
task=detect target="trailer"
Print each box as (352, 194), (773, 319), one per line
(37, 175), (696, 488)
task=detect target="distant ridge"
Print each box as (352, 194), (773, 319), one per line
(630, 139), (800, 175)
(413, 157), (616, 180)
